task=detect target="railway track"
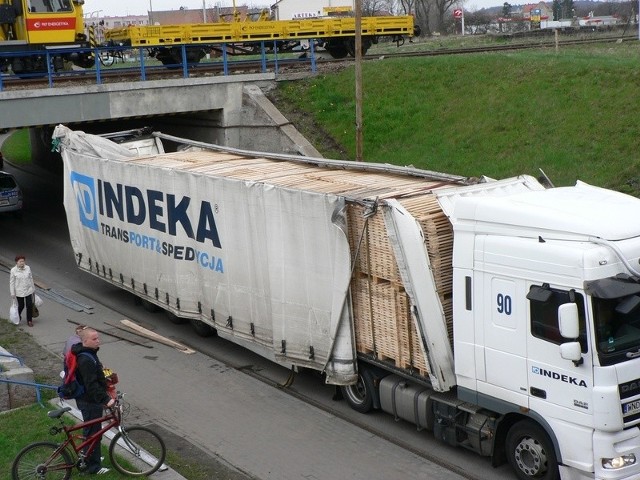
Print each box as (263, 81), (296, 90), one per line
(383, 33), (637, 58)
(0, 33), (635, 92)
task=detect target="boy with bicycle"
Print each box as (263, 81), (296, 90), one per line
(72, 327), (115, 475)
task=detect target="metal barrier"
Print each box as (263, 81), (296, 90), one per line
(0, 41), (317, 91)
(0, 377), (57, 407)
(0, 351), (25, 366)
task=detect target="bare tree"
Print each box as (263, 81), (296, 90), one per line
(363, 0), (391, 15)
(464, 9), (494, 34)
(414, 0), (433, 36)
(430, 0), (458, 33)
(397, 0), (418, 15)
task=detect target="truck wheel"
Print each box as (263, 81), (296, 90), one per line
(141, 299), (161, 313)
(166, 312), (189, 324)
(190, 319), (217, 337)
(340, 370), (375, 413)
(506, 421), (559, 480)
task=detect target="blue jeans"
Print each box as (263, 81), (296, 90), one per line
(76, 400), (104, 473)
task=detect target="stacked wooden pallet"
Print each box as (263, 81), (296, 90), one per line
(347, 194), (454, 378)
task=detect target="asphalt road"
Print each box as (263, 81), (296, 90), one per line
(0, 142), (516, 480)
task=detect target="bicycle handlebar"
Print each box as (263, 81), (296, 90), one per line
(106, 391), (125, 415)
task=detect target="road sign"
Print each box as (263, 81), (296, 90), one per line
(453, 9), (463, 19)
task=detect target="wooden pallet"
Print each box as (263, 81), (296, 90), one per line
(349, 191), (455, 377)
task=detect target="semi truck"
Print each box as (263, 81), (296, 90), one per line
(54, 124), (640, 480)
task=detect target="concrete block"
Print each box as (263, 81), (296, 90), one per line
(0, 355), (35, 411)
(0, 345), (22, 370)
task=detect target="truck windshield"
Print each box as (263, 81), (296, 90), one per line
(586, 276), (640, 365)
(28, 0), (72, 13)
(593, 295), (640, 365)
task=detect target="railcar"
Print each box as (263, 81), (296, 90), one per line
(0, 0), (93, 75)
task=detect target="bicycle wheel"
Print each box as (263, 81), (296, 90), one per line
(11, 441), (73, 480)
(109, 425), (166, 476)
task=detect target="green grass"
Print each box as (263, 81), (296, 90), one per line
(277, 41), (640, 194)
(0, 406), (130, 478)
(1, 129), (32, 166)
(0, 405), (162, 479)
(0, 400), (213, 479)
(0, 405), (90, 477)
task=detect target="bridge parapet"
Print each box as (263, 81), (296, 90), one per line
(0, 73), (275, 130)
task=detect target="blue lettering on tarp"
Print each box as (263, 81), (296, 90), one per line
(167, 194), (192, 237)
(84, 174), (221, 248)
(125, 186), (146, 226)
(70, 172), (99, 231)
(98, 225), (224, 272)
(118, 228), (224, 273)
(71, 169), (224, 274)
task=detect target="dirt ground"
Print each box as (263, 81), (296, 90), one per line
(0, 320), (62, 388)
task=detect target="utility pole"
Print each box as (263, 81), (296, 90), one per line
(355, 0), (363, 162)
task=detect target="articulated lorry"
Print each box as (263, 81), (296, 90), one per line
(54, 125), (640, 480)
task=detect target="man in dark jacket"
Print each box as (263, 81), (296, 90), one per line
(72, 327), (115, 475)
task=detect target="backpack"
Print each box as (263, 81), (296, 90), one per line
(57, 351), (96, 400)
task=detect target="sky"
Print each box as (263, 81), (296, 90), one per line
(83, 0), (502, 18)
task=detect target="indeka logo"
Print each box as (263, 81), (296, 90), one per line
(69, 170), (221, 248)
(70, 172), (99, 232)
(532, 365), (587, 388)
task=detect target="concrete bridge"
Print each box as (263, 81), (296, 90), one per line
(0, 73), (321, 165)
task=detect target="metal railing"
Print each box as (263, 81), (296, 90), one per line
(0, 377), (57, 407)
(0, 41), (318, 91)
(0, 351), (25, 366)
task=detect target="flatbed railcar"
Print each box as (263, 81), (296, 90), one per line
(105, 15), (417, 64)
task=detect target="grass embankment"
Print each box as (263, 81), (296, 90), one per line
(276, 41), (640, 194)
(1, 128), (31, 166)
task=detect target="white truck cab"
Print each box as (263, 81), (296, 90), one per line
(446, 178), (640, 479)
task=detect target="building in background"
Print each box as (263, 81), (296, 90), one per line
(148, 6), (253, 25)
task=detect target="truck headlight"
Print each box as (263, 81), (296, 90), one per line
(602, 454), (636, 469)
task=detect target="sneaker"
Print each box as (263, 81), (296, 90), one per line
(93, 467), (110, 475)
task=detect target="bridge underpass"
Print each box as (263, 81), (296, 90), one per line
(0, 73), (321, 168)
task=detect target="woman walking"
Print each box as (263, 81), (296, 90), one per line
(9, 254), (36, 327)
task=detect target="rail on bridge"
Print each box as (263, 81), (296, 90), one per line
(0, 41), (319, 92)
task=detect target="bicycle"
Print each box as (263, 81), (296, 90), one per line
(11, 392), (166, 478)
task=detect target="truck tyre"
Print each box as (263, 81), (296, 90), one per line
(166, 312), (189, 324)
(141, 299), (161, 313)
(506, 420), (559, 480)
(190, 319), (217, 337)
(340, 369), (376, 413)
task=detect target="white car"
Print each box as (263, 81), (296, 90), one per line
(0, 171), (23, 215)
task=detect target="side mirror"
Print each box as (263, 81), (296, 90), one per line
(560, 342), (582, 364)
(558, 303), (579, 339)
